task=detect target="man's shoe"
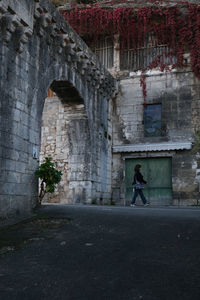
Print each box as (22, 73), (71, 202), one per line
(130, 204), (136, 207)
(144, 203), (149, 206)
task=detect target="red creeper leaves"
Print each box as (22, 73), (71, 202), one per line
(62, 2), (200, 99)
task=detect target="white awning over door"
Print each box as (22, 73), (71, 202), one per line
(113, 142), (192, 153)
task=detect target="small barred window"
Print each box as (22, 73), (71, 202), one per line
(120, 33), (176, 71)
(89, 37), (114, 69)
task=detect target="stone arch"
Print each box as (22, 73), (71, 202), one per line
(0, 0), (116, 218)
(40, 79), (92, 204)
(29, 60), (98, 205)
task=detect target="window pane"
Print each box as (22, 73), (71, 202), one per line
(144, 104), (162, 137)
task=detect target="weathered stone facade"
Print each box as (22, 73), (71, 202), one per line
(51, 0), (200, 207)
(1, 0), (200, 218)
(0, 0), (116, 218)
(41, 93), (113, 204)
(42, 66), (200, 206)
(112, 70), (200, 206)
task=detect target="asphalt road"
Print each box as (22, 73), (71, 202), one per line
(0, 204), (200, 300)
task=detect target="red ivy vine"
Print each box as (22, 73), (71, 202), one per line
(61, 2), (200, 99)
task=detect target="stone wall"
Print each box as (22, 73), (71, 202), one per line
(113, 71), (195, 145)
(0, 0), (116, 218)
(41, 86), (113, 204)
(112, 70), (200, 206)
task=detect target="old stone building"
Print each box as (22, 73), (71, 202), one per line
(41, 0), (200, 206)
(1, 0), (200, 220)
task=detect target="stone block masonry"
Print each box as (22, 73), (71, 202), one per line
(40, 97), (92, 204)
(0, 0), (116, 218)
(112, 70), (200, 206)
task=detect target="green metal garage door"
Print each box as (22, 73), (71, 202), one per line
(125, 157), (172, 206)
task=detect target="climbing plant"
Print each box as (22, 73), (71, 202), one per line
(62, 1), (200, 99)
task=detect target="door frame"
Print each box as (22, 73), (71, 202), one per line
(121, 151), (175, 205)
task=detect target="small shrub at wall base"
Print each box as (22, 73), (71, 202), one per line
(110, 200), (115, 206)
(35, 156), (62, 207)
(91, 198), (97, 205)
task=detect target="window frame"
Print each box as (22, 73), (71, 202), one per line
(144, 103), (162, 137)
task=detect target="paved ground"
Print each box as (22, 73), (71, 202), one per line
(0, 204), (200, 300)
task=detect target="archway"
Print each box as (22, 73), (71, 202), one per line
(40, 81), (91, 204)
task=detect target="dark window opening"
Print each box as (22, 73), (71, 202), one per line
(144, 104), (162, 137)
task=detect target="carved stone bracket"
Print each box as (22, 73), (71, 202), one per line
(0, 0), (116, 100)
(0, 1), (34, 49)
(15, 26), (33, 53)
(54, 35), (65, 54)
(0, 1), (7, 15)
(0, 13), (20, 43)
(36, 14), (50, 37)
(34, 2), (44, 20)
